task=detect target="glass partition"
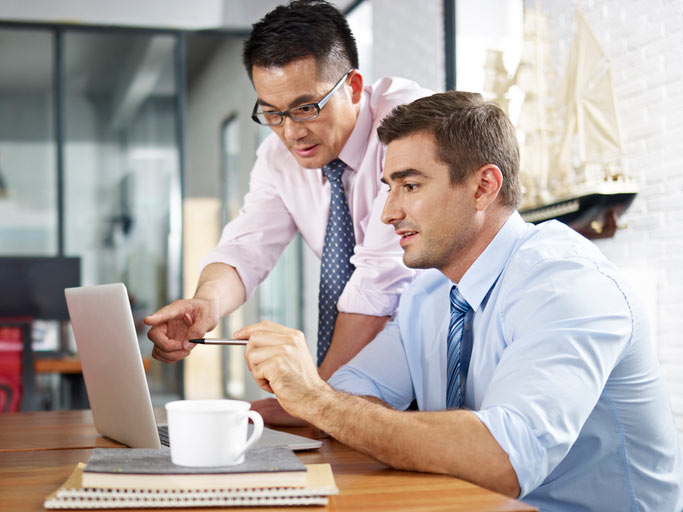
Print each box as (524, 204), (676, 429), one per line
(61, 30), (182, 403)
(62, 30), (180, 320)
(0, 28), (57, 255)
(0, 24), (184, 408)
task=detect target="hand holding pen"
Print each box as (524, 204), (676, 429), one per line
(189, 338), (248, 346)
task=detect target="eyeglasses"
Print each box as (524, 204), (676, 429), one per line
(251, 69), (353, 126)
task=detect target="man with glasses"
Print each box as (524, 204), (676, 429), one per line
(145, 0), (430, 423)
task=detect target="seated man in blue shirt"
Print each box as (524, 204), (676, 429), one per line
(237, 91), (683, 510)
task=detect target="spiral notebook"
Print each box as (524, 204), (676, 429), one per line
(44, 463), (338, 509)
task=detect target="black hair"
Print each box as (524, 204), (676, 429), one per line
(243, 0), (359, 82)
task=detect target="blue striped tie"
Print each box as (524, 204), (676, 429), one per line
(318, 159), (356, 365)
(446, 285), (471, 408)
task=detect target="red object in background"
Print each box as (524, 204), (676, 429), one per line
(0, 324), (25, 413)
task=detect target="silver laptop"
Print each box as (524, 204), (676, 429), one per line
(64, 282), (321, 451)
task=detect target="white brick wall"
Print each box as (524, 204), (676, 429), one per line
(538, 0), (683, 438)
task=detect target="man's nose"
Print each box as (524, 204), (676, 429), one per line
(381, 189), (403, 225)
(283, 116), (308, 141)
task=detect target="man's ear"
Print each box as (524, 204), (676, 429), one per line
(348, 70), (364, 104)
(473, 164), (503, 211)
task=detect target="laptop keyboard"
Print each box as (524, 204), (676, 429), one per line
(157, 424), (321, 450)
(157, 425), (170, 447)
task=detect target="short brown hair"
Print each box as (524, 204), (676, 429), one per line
(377, 91), (521, 208)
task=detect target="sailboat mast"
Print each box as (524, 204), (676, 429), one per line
(533, 0), (549, 192)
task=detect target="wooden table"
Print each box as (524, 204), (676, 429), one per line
(0, 410), (536, 511)
(0, 409), (122, 452)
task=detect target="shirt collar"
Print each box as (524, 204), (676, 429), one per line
(456, 211), (529, 311)
(337, 89), (370, 172)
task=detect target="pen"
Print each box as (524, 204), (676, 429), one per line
(189, 338), (248, 346)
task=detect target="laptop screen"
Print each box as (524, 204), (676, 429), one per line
(65, 283), (321, 451)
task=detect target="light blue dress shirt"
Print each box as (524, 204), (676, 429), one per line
(329, 212), (683, 511)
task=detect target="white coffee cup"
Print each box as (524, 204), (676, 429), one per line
(165, 399), (264, 467)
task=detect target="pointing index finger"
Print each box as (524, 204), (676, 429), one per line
(144, 302), (187, 326)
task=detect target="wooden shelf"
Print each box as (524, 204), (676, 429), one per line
(35, 356), (151, 374)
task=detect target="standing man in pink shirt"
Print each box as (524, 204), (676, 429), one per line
(145, 0), (430, 423)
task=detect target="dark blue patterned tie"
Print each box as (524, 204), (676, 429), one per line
(446, 285), (471, 408)
(317, 159), (356, 365)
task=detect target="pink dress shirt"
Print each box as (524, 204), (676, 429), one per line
(200, 77), (431, 317)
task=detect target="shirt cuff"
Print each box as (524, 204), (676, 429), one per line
(199, 251), (259, 302)
(328, 366), (384, 399)
(473, 406), (548, 497)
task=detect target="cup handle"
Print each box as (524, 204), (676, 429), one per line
(235, 410), (264, 460)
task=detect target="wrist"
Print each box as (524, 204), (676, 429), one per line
(193, 281), (223, 302)
(298, 380), (336, 425)
(193, 264), (245, 316)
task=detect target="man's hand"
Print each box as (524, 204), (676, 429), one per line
(144, 298), (219, 363)
(236, 320), (327, 420)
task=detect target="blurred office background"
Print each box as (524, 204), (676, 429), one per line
(0, 0), (681, 444)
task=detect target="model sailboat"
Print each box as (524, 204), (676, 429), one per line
(485, 7), (637, 238)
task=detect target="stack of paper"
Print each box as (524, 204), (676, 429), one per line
(44, 446), (338, 509)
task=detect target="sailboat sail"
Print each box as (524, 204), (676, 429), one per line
(555, 8), (623, 188)
(513, 8), (555, 207)
(485, 5), (637, 237)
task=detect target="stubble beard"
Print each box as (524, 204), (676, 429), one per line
(403, 224), (476, 272)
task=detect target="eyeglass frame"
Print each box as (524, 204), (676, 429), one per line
(251, 69), (353, 126)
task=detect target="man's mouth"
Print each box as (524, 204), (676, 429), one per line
(397, 230), (418, 246)
(292, 144), (318, 157)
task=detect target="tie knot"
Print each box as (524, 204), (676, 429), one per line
(450, 285), (470, 315)
(322, 158), (346, 182)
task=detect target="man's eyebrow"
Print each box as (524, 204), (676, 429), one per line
(287, 94), (316, 107)
(257, 94), (317, 110)
(256, 98), (276, 109)
(381, 168), (426, 184)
